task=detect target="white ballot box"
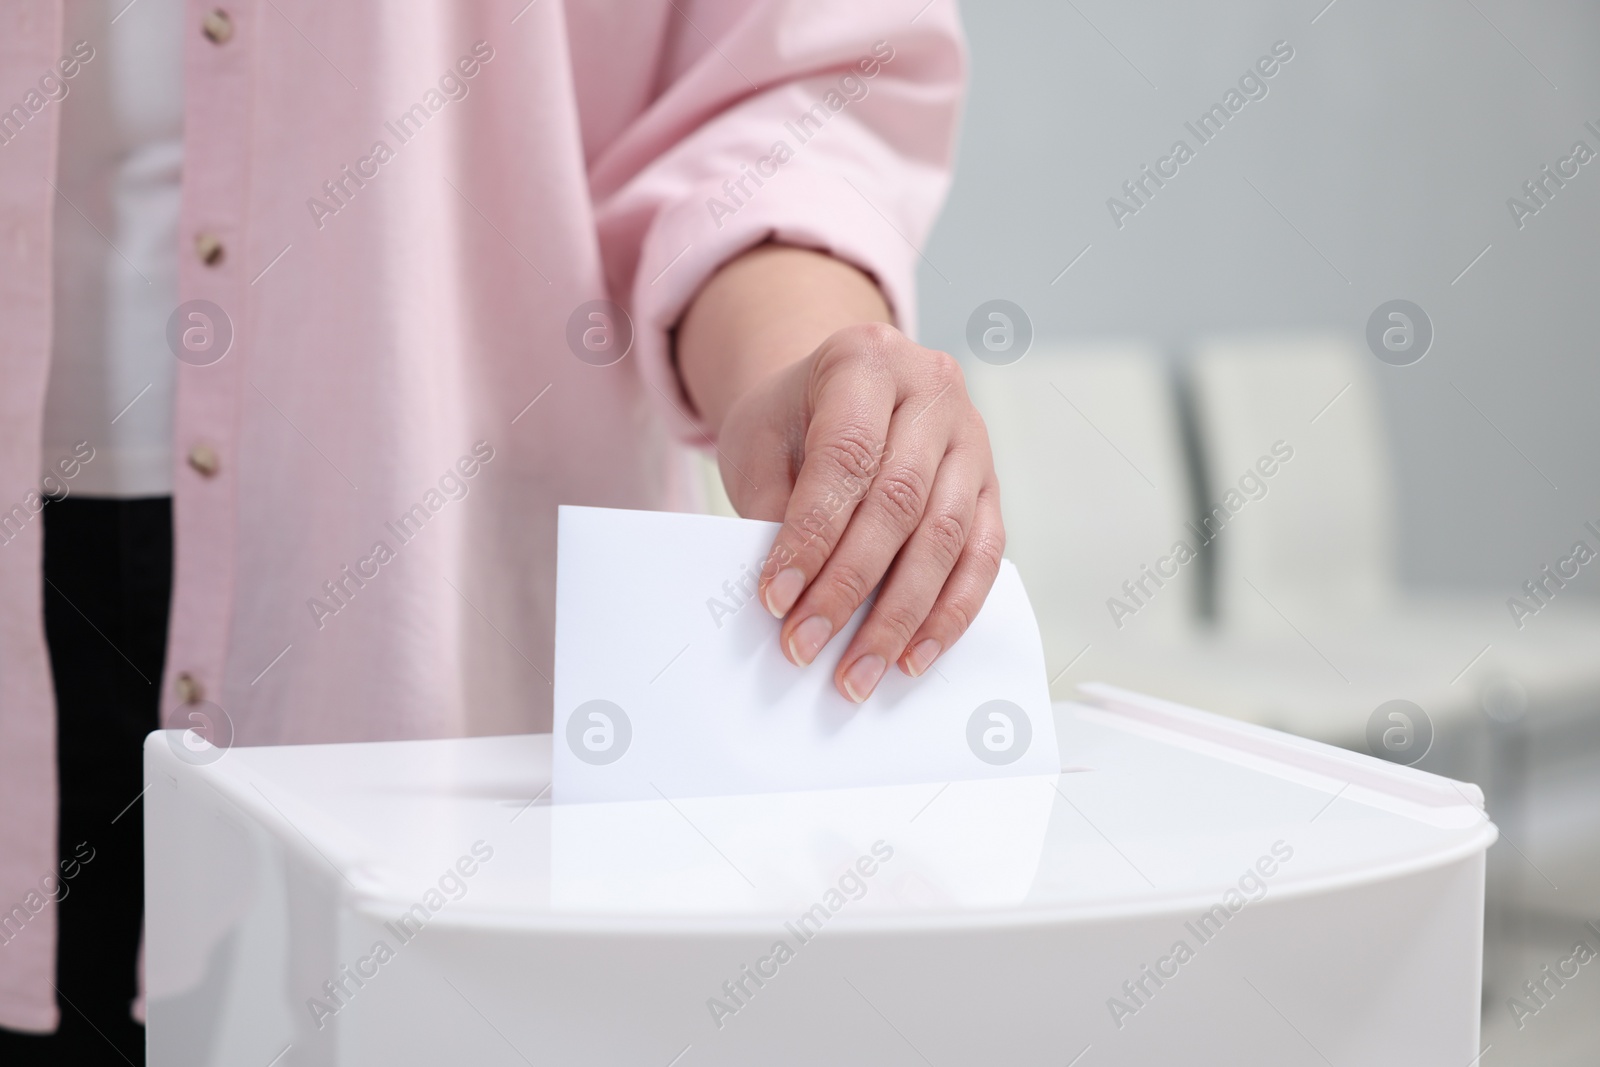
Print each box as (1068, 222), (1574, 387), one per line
(145, 685), (1495, 1066)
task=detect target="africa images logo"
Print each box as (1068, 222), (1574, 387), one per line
(566, 699), (632, 765)
(966, 700), (1032, 765)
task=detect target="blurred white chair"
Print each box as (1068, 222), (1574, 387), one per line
(1192, 336), (1394, 619)
(1184, 335), (1600, 745)
(966, 342), (1204, 695)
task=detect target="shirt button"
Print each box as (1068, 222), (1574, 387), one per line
(195, 232), (225, 267)
(175, 672), (205, 705)
(187, 443), (220, 477)
(201, 9), (234, 44)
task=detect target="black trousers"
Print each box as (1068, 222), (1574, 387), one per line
(0, 497), (172, 1066)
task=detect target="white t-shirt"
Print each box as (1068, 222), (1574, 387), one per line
(42, 0), (183, 498)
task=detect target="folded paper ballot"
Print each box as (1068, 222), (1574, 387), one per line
(553, 506), (1057, 802)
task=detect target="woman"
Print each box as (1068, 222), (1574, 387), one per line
(0, 1), (997, 1061)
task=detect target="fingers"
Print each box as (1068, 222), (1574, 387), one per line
(777, 388), (948, 674)
(831, 442), (982, 700)
(757, 329), (898, 622)
(751, 322), (1004, 702)
(897, 479), (1005, 680)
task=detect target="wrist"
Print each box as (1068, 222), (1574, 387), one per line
(674, 243), (892, 435)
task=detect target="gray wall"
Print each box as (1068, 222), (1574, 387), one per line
(920, 0), (1600, 597)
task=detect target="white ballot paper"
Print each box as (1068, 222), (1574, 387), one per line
(553, 506), (1057, 802)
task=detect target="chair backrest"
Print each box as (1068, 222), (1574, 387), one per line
(966, 342), (1196, 661)
(1189, 335), (1397, 625)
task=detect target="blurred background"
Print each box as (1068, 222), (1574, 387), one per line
(933, 1), (1600, 1062)
(731, 1), (1600, 1062)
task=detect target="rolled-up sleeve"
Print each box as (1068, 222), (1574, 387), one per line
(589, 0), (967, 442)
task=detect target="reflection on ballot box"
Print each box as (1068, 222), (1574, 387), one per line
(146, 685), (1495, 1066)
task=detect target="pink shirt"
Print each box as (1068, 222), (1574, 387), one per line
(0, 0), (963, 1032)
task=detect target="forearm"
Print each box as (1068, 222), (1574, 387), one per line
(674, 244), (892, 434)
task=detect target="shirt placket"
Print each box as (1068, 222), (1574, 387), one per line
(165, 2), (251, 726)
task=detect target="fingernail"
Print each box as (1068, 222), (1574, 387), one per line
(842, 654), (887, 703)
(787, 615), (833, 666)
(903, 639), (941, 677)
(764, 567), (805, 618)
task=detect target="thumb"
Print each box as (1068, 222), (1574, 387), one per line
(714, 358), (811, 521)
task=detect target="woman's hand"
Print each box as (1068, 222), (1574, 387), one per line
(676, 245), (1004, 703)
(719, 322), (1004, 701)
